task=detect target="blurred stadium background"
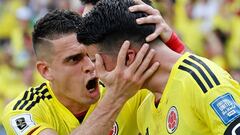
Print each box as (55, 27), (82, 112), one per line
(0, 0), (239, 134)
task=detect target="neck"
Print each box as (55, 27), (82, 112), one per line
(49, 82), (90, 115)
(144, 44), (182, 101)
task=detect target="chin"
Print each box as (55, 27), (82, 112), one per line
(86, 96), (100, 105)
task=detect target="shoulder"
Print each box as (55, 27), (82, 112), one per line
(176, 53), (224, 94)
(125, 89), (151, 110)
(2, 82), (55, 135)
(4, 82), (52, 114)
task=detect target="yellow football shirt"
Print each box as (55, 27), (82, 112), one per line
(137, 52), (240, 135)
(3, 81), (149, 135)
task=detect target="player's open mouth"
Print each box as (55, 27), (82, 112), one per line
(86, 77), (98, 93)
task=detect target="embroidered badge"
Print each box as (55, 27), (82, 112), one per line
(11, 114), (36, 135)
(109, 121), (118, 135)
(166, 106), (178, 134)
(211, 93), (240, 125)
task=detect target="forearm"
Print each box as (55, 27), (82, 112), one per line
(70, 91), (126, 135)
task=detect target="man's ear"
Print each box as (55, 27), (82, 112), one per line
(36, 60), (53, 81)
(126, 49), (137, 66)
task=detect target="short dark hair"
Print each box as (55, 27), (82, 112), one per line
(80, 0), (152, 5)
(80, 0), (99, 5)
(77, 0), (155, 53)
(32, 9), (82, 60)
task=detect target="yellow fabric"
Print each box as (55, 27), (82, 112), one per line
(226, 17), (240, 69)
(11, 28), (24, 56)
(213, 15), (231, 33)
(211, 55), (228, 70)
(3, 81), (149, 135)
(10, 28), (30, 68)
(174, 1), (204, 56)
(0, 0), (22, 38)
(0, 64), (26, 123)
(3, 82), (80, 135)
(116, 89), (149, 135)
(137, 92), (157, 134)
(137, 52), (240, 134)
(0, 65), (26, 98)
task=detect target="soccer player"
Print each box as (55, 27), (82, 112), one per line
(2, 9), (159, 135)
(77, 0), (240, 134)
(80, 0), (152, 16)
(80, 0), (185, 53)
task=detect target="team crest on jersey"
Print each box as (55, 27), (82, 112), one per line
(166, 106), (178, 134)
(109, 121), (118, 135)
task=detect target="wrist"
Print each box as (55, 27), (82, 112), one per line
(104, 89), (128, 106)
(165, 32), (185, 53)
(161, 27), (173, 43)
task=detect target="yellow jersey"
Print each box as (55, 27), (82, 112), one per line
(0, 64), (27, 123)
(137, 52), (240, 135)
(3, 81), (149, 135)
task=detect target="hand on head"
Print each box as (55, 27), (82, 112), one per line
(95, 40), (159, 101)
(129, 0), (172, 43)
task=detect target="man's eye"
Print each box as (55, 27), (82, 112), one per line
(69, 55), (82, 64)
(91, 58), (96, 63)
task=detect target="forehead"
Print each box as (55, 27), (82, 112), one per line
(51, 34), (87, 57)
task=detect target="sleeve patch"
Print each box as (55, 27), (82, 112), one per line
(10, 114), (36, 135)
(210, 93), (240, 125)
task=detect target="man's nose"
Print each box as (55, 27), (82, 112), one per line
(83, 56), (95, 74)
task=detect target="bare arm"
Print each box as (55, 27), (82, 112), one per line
(37, 97), (125, 135)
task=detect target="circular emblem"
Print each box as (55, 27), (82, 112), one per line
(109, 121), (118, 135)
(166, 106), (178, 134)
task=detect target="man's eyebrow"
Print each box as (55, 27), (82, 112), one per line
(63, 53), (84, 62)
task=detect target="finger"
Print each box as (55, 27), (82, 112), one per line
(140, 62), (160, 83)
(116, 40), (130, 68)
(95, 54), (107, 78)
(128, 43), (149, 72)
(135, 49), (155, 77)
(146, 27), (164, 42)
(129, 5), (159, 15)
(136, 15), (161, 24)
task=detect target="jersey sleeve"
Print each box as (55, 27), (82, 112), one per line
(129, 89), (150, 111)
(2, 109), (55, 135)
(194, 84), (240, 135)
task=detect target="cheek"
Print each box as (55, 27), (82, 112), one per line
(51, 65), (76, 81)
(101, 56), (117, 71)
(51, 68), (67, 82)
(53, 68), (85, 89)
